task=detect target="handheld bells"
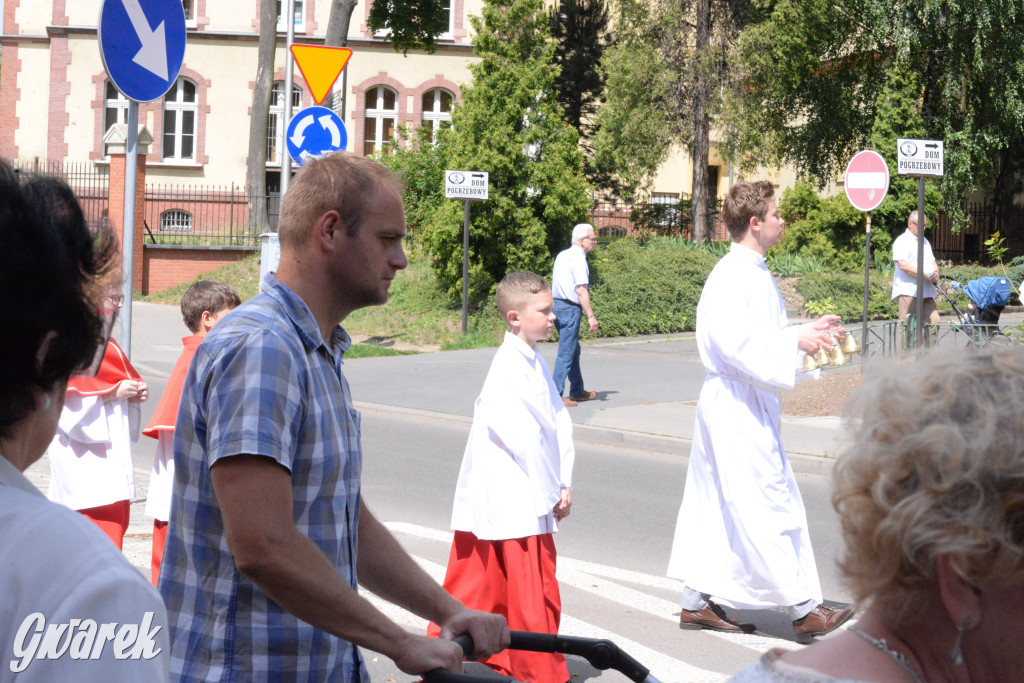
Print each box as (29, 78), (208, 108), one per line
(802, 332), (862, 371)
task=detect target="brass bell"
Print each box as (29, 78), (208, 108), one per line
(801, 353), (819, 372)
(830, 343), (847, 366)
(815, 347), (831, 367)
(842, 333), (862, 355)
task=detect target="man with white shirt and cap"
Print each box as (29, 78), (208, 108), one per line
(551, 223), (599, 407)
(892, 210), (941, 325)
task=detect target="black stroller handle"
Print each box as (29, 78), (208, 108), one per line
(422, 631), (660, 683)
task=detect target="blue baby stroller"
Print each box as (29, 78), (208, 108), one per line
(938, 275), (1013, 343)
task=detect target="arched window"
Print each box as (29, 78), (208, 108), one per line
(160, 209), (193, 232)
(598, 225), (627, 238)
(421, 88), (453, 144)
(163, 78), (198, 161)
(363, 86), (398, 156)
(267, 81), (303, 165)
(103, 81), (129, 158)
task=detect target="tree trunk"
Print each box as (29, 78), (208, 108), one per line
(247, 0), (277, 233)
(324, 0), (358, 47)
(690, 0), (712, 243)
(324, 0), (358, 115)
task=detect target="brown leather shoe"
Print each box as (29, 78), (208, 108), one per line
(569, 390), (598, 401)
(562, 397), (578, 407)
(678, 602), (756, 633)
(793, 604), (855, 641)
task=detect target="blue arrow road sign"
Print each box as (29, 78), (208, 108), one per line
(99, 0), (186, 102)
(286, 106), (348, 166)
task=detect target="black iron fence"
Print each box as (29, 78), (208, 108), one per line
(13, 160), (109, 233)
(588, 197), (726, 240)
(143, 183), (279, 247)
(932, 203), (1024, 263)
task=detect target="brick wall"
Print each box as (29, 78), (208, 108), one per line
(142, 247), (257, 294)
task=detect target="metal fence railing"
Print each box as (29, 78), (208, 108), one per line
(143, 183), (278, 248)
(932, 202), (1024, 263)
(588, 198), (727, 240)
(13, 160), (110, 233)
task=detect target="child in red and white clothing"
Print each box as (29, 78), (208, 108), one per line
(47, 282), (147, 548)
(430, 271), (575, 683)
(142, 280), (239, 586)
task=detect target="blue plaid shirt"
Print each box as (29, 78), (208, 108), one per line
(159, 274), (367, 682)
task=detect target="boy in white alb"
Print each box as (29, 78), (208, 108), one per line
(47, 281), (148, 548)
(142, 280), (239, 586)
(429, 271), (575, 683)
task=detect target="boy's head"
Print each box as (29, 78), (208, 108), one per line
(722, 180), (776, 240)
(496, 271), (555, 347)
(181, 280), (241, 334)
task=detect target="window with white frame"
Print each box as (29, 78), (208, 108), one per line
(276, 0), (304, 31)
(266, 81), (303, 165)
(363, 86), (397, 156)
(421, 88), (453, 143)
(181, 0), (196, 27)
(103, 81), (129, 158)
(162, 78), (197, 161)
(160, 209), (193, 232)
(439, 0), (453, 39)
(651, 192), (680, 228)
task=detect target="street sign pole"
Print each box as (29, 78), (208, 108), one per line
(461, 200), (471, 334)
(281, 0), (296, 195)
(863, 212), (871, 360)
(843, 149), (890, 362)
(916, 177), (926, 347)
(121, 100), (139, 354)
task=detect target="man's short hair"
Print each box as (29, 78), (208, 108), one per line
(572, 223), (595, 244)
(722, 180), (775, 239)
(908, 210), (919, 225)
(181, 280), (241, 333)
(496, 271), (550, 320)
(277, 152), (406, 250)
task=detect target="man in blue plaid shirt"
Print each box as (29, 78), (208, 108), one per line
(158, 153), (509, 682)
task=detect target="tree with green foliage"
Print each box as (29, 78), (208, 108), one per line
(550, 0), (614, 192)
(366, 0), (449, 54)
(378, 124), (451, 236)
(418, 0), (591, 304)
(775, 181), (894, 272)
(594, 0), (749, 241)
(725, 0), (1024, 229)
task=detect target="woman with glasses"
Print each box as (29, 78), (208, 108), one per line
(0, 160), (169, 679)
(46, 276), (149, 548)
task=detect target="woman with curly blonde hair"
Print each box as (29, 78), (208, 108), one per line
(732, 348), (1024, 682)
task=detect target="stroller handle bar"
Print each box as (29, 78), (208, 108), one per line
(422, 631), (663, 683)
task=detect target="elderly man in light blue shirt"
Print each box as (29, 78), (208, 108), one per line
(551, 223), (599, 407)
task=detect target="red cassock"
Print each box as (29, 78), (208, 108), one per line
(428, 531), (568, 683)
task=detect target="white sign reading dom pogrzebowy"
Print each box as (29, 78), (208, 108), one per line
(897, 138), (944, 177)
(445, 170), (489, 200)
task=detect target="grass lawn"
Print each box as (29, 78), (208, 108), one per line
(139, 250), (506, 351)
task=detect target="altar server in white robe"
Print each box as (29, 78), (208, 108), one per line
(430, 271), (574, 683)
(667, 180), (855, 640)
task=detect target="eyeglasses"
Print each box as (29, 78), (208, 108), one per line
(104, 293), (125, 306)
(71, 307), (118, 377)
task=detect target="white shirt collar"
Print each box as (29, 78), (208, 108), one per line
(503, 331), (539, 360)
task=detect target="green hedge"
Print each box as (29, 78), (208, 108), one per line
(797, 271), (898, 321)
(584, 237), (718, 336)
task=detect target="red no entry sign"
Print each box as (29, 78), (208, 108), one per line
(844, 150), (890, 212)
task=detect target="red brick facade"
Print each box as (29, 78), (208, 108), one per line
(108, 150), (147, 291)
(0, 0), (22, 159)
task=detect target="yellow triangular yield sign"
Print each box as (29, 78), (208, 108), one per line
(290, 44), (353, 105)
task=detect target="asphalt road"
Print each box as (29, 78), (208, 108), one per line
(358, 410), (852, 683)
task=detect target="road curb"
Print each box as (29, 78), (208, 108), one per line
(353, 401), (837, 477)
